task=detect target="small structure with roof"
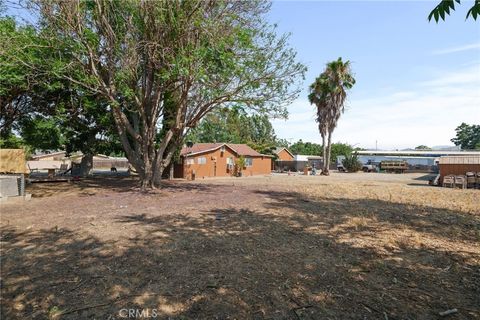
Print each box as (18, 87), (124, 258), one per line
(274, 147), (294, 161)
(0, 149), (29, 200)
(273, 147), (295, 171)
(438, 156), (480, 187)
(176, 143), (272, 179)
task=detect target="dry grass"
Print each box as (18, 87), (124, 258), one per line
(1, 173), (479, 319)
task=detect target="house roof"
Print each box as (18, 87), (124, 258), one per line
(30, 151), (67, 160)
(438, 156), (480, 165)
(180, 143), (271, 157)
(274, 147), (294, 158)
(294, 154), (322, 161)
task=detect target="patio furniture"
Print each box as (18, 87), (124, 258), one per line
(454, 175), (467, 189)
(466, 172), (476, 189)
(442, 175), (454, 188)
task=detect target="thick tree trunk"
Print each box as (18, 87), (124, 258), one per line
(79, 154), (93, 177)
(169, 164), (174, 180)
(152, 145), (178, 187)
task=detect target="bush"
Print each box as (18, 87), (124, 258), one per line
(342, 153), (362, 172)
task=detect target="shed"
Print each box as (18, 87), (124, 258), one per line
(438, 156), (480, 181)
(0, 149), (29, 174)
(0, 149), (28, 198)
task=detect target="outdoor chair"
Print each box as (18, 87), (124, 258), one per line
(454, 175), (467, 189)
(442, 175), (454, 188)
(466, 172), (476, 189)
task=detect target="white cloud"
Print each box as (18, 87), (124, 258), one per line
(273, 64), (480, 150)
(432, 42), (480, 55)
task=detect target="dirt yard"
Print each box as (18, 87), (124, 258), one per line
(1, 173), (479, 319)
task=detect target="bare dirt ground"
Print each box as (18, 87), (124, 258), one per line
(1, 173), (479, 319)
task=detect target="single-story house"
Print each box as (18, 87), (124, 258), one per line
(274, 147), (294, 161)
(273, 147), (294, 170)
(175, 143), (272, 179)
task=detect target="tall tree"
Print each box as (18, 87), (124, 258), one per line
(16, 0), (305, 190)
(308, 58), (355, 175)
(415, 145), (432, 150)
(289, 139), (322, 156)
(0, 16), (122, 172)
(451, 123), (480, 150)
(0, 16), (60, 140)
(188, 106), (279, 155)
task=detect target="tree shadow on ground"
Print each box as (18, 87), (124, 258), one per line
(28, 176), (217, 198)
(1, 189), (479, 319)
(254, 190), (480, 245)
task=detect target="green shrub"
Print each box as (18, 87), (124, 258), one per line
(235, 156), (246, 176)
(342, 153), (362, 172)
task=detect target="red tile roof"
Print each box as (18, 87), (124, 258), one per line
(180, 143), (270, 157)
(228, 144), (264, 156)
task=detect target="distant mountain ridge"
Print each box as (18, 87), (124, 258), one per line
(399, 145), (461, 151)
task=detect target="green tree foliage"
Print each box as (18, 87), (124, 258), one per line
(0, 16), (122, 159)
(289, 140), (353, 163)
(451, 123), (480, 150)
(188, 107), (278, 155)
(429, 0), (480, 22)
(0, 17), (58, 139)
(276, 138), (290, 149)
(0, 133), (24, 149)
(235, 156), (246, 177)
(415, 145), (432, 150)
(308, 58), (355, 175)
(13, 0), (306, 190)
(289, 140), (322, 155)
(19, 116), (64, 151)
(342, 153), (362, 172)
(330, 143), (354, 163)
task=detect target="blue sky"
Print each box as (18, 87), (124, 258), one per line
(268, 1), (480, 149)
(5, 1), (479, 150)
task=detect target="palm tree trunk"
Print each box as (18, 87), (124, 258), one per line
(324, 131), (333, 175)
(321, 133), (328, 175)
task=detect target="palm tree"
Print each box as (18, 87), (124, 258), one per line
(308, 57), (355, 175)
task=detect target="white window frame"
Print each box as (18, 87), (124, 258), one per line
(186, 158), (194, 165)
(197, 157), (207, 165)
(226, 157), (234, 165)
(245, 157), (253, 167)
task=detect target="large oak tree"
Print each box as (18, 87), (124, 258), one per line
(13, 0), (305, 190)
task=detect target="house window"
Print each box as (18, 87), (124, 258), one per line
(226, 157), (234, 165)
(197, 157), (207, 165)
(245, 157), (253, 167)
(186, 158), (194, 165)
